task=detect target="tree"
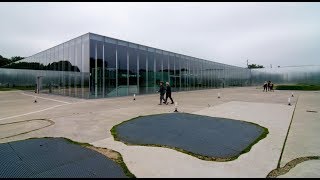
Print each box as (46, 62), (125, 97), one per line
(0, 55), (24, 67)
(248, 64), (264, 69)
(0, 55), (11, 67)
(10, 56), (24, 62)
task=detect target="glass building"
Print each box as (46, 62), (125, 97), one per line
(250, 65), (320, 85)
(1, 33), (251, 99)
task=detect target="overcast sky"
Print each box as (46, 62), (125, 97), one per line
(1, 2), (320, 68)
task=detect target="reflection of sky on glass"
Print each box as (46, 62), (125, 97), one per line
(251, 65), (320, 83)
(1, 2), (320, 67)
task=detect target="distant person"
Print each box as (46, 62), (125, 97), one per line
(270, 83), (274, 92)
(263, 81), (267, 92)
(267, 81), (271, 91)
(164, 82), (174, 105)
(157, 81), (166, 105)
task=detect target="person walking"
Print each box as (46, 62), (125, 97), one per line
(263, 81), (267, 92)
(270, 82), (274, 92)
(267, 80), (271, 91)
(164, 82), (174, 105)
(157, 81), (166, 105)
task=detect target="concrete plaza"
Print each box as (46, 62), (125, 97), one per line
(0, 87), (319, 178)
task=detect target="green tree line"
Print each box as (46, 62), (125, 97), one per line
(0, 55), (24, 67)
(248, 64), (264, 69)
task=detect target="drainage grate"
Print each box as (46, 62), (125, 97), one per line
(0, 138), (127, 178)
(115, 113), (266, 159)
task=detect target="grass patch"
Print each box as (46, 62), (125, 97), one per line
(275, 84), (320, 91)
(0, 87), (14, 91)
(240, 126), (269, 155)
(112, 149), (136, 178)
(267, 156), (320, 178)
(63, 137), (92, 147)
(110, 112), (269, 162)
(0, 86), (35, 91)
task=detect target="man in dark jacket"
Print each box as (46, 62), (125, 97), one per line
(267, 80), (271, 91)
(164, 82), (174, 105)
(157, 81), (166, 105)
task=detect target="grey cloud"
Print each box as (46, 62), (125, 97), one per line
(0, 2), (320, 68)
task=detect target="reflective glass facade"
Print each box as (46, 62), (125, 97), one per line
(1, 33), (251, 99)
(2, 33), (90, 98)
(250, 66), (320, 85)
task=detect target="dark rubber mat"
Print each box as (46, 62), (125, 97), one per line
(0, 138), (127, 178)
(115, 113), (265, 158)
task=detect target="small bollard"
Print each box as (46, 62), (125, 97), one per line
(288, 97), (291, 106)
(133, 94), (136, 100)
(291, 92), (294, 97)
(218, 93), (221, 98)
(34, 96), (37, 103)
(174, 102), (178, 112)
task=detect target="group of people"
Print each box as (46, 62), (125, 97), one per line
(263, 80), (274, 92)
(158, 81), (174, 105)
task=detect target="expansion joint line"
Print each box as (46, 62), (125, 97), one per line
(277, 94), (300, 169)
(267, 156), (320, 178)
(0, 119), (55, 140)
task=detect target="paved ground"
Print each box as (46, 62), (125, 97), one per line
(278, 160), (320, 178)
(93, 101), (294, 177)
(0, 87), (319, 177)
(277, 91), (320, 178)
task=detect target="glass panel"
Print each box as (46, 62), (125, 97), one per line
(89, 39), (96, 98)
(75, 38), (82, 98)
(169, 54), (175, 91)
(155, 52), (162, 87)
(162, 54), (169, 85)
(190, 58), (193, 90)
(82, 35), (90, 98)
(139, 49), (147, 94)
(147, 50), (155, 93)
(97, 41), (103, 97)
(104, 42), (117, 97)
(64, 42), (70, 96)
(175, 55), (181, 91)
(181, 56), (187, 91)
(69, 40), (76, 97)
(58, 44), (64, 95)
(117, 44), (128, 96)
(128, 47), (138, 95)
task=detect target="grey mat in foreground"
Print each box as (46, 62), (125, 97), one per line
(0, 138), (127, 178)
(115, 113), (265, 159)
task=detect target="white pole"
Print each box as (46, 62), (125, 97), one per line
(291, 92), (294, 97)
(288, 97), (291, 106)
(133, 93), (136, 100)
(174, 102), (178, 112)
(218, 92), (221, 98)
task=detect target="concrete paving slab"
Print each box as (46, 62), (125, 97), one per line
(280, 93), (320, 167)
(92, 101), (294, 178)
(0, 87), (306, 177)
(278, 160), (320, 178)
(0, 91), (64, 121)
(0, 119), (52, 139)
